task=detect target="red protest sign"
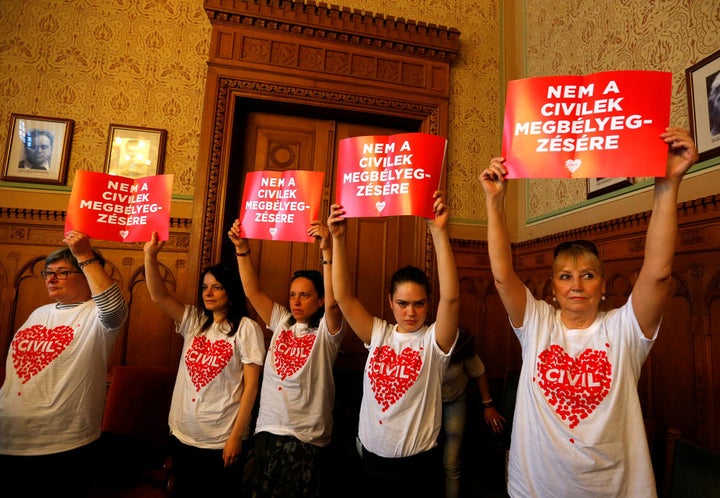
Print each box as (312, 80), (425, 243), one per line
(65, 170), (173, 242)
(501, 70), (672, 178)
(336, 132), (447, 218)
(239, 170), (324, 243)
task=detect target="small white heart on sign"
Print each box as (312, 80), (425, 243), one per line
(565, 159), (582, 174)
(119, 230), (129, 240)
(269, 227), (277, 237)
(376, 201), (386, 213)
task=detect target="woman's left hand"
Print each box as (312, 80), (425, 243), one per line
(308, 220), (331, 250)
(484, 406), (506, 434)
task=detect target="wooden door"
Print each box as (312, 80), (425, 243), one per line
(231, 112), (426, 370)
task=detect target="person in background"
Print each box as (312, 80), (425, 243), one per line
(0, 230), (128, 497)
(478, 127), (698, 497)
(144, 232), (265, 498)
(228, 219), (346, 498)
(441, 328), (505, 498)
(19, 129), (54, 170)
(327, 190), (460, 498)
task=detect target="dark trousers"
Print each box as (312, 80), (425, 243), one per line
(0, 440), (100, 498)
(170, 435), (247, 498)
(352, 440), (443, 498)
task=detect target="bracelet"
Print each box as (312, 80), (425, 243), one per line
(482, 398), (494, 405)
(321, 259), (332, 265)
(78, 257), (99, 269)
(236, 249), (251, 257)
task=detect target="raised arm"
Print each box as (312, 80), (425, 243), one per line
(632, 127), (698, 338)
(427, 191), (459, 353)
(228, 219), (274, 325)
(308, 220), (343, 335)
(143, 231), (185, 323)
(479, 157), (527, 327)
(328, 204), (374, 344)
(64, 230), (115, 295)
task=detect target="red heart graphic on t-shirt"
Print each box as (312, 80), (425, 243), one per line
(12, 324), (75, 383)
(184, 336), (233, 391)
(536, 344), (612, 428)
(368, 345), (422, 412)
(274, 329), (315, 380)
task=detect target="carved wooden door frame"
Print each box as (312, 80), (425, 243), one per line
(187, 0), (460, 304)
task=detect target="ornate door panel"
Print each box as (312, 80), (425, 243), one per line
(232, 113), (421, 368)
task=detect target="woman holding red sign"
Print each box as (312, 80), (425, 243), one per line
(228, 219), (347, 498)
(478, 127), (698, 497)
(327, 190), (460, 498)
(0, 231), (128, 498)
(144, 234), (266, 498)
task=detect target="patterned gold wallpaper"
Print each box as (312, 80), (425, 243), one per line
(338, 0), (503, 225)
(0, 0), (503, 221)
(0, 0), (718, 227)
(0, 0), (211, 197)
(523, 0), (720, 219)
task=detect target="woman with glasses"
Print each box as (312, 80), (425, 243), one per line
(0, 230), (128, 497)
(228, 219), (346, 498)
(478, 127), (699, 497)
(144, 233), (265, 497)
(327, 191), (459, 498)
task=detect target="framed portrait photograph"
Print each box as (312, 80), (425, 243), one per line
(686, 49), (720, 162)
(104, 124), (167, 178)
(586, 177), (634, 199)
(2, 113), (74, 185)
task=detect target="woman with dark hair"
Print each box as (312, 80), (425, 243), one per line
(328, 191), (460, 498)
(228, 219), (346, 498)
(144, 232), (265, 497)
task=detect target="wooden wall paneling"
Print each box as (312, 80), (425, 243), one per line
(709, 275), (720, 450)
(648, 283), (696, 437)
(454, 240), (520, 383)
(120, 260), (184, 368)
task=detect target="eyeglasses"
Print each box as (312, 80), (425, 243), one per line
(553, 240), (599, 259)
(41, 270), (83, 280)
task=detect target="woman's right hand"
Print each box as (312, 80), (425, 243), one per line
(228, 219), (251, 253)
(479, 156), (508, 198)
(327, 204), (347, 239)
(143, 231), (165, 257)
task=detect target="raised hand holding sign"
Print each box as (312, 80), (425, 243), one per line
(335, 132), (447, 218)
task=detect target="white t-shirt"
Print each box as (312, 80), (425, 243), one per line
(169, 306), (265, 449)
(442, 354), (485, 403)
(358, 317), (453, 458)
(0, 288), (126, 455)
(254, 303), (346, 447)
(508, 288), (657, 498)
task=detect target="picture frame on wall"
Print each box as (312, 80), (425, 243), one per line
(686, 48), (720, 162)
(2, 113), (74, 185)
(586, 177), (634, 199)
(104, 124), (167, 178)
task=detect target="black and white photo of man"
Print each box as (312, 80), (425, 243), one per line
(708, 70), (720, 137)
(18, 129), (54, 171)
